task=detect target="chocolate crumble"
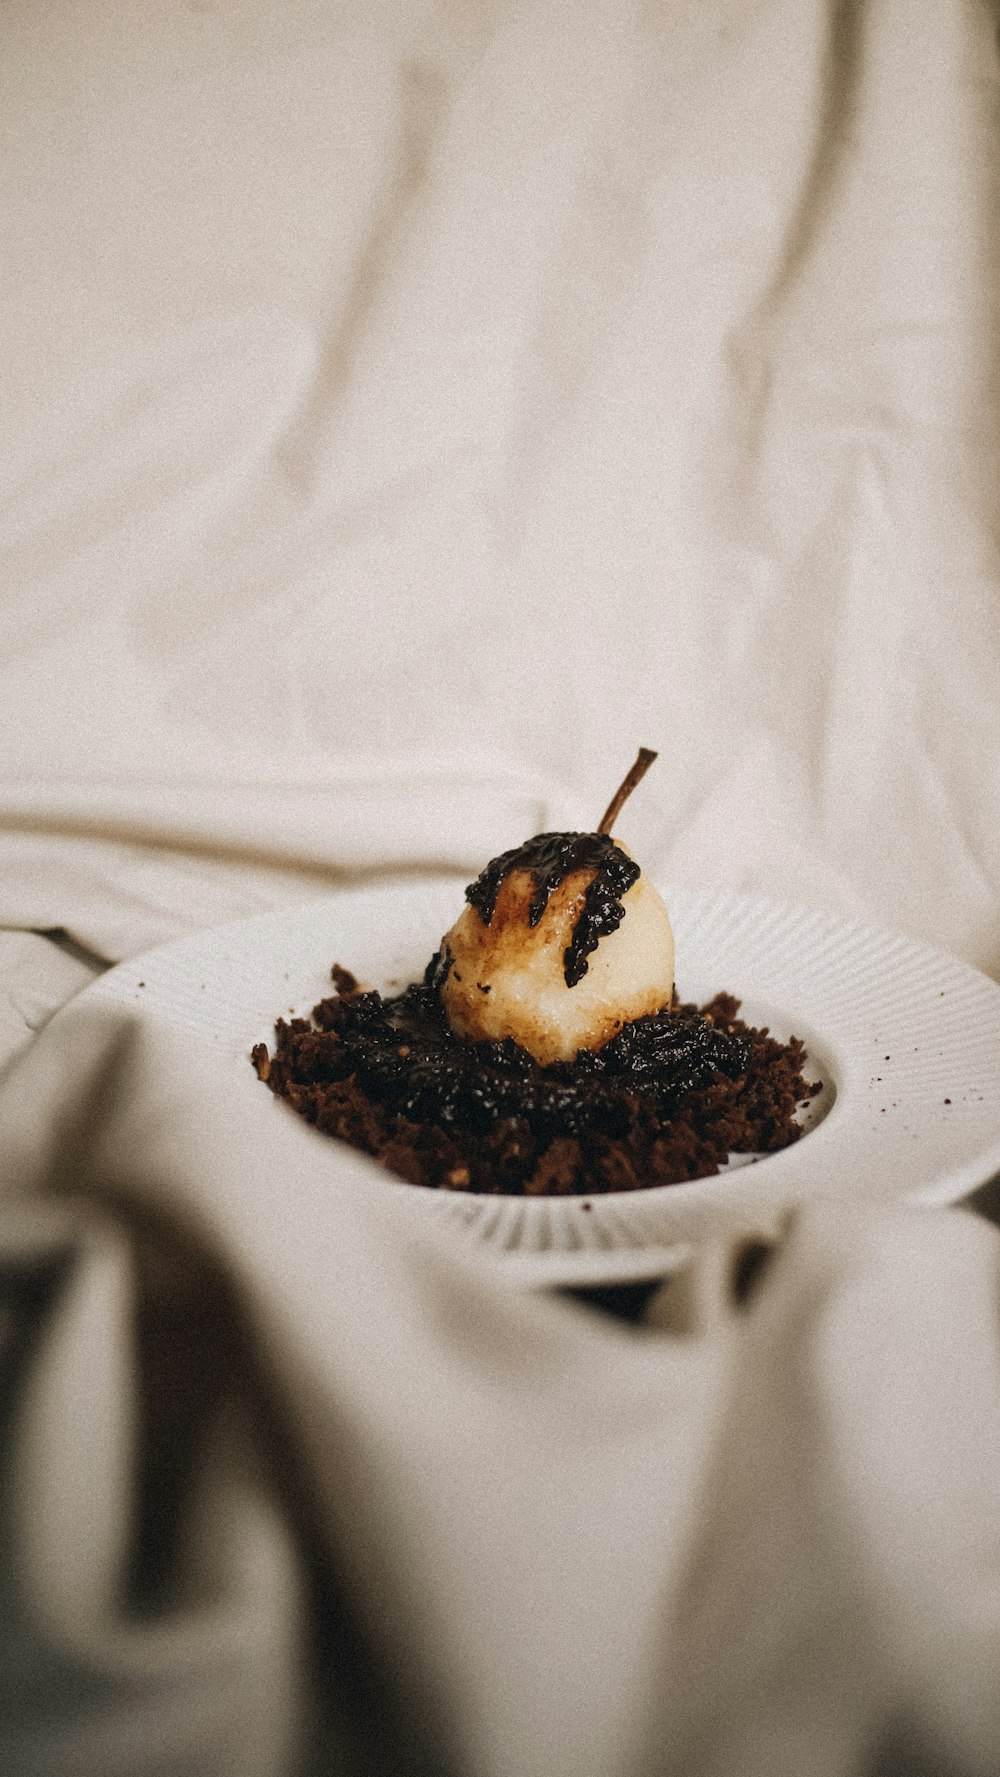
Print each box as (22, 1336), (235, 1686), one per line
(252, 961), (821, 1197)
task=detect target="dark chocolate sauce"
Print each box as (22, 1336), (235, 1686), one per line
(464, 831), (640, 986)
(298, 976), (751, 1142)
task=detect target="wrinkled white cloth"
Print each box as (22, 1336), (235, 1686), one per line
(1, 0), (1000, 973)
(0, 932), (99, 1072)
(3, 1), (1000, 1772)
(0, 761), (577, 963)
(2, 1001), (1000, 1777)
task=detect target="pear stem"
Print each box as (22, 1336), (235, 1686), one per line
(596, 748), (658, 835)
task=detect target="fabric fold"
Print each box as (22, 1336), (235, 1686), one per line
(1, 999), (1000, 1774)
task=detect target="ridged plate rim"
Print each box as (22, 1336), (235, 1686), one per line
(84, 877), (1000, 1281)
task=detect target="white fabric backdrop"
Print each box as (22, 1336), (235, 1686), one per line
(2, 0), (998, 971)
(3, 3), (1000, 1773)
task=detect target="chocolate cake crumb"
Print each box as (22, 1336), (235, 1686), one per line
(253, 966), (821, 1197)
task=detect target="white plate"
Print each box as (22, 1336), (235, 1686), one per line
(86, 878), (1000, 1278)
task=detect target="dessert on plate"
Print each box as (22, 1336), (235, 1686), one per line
(252, 751), (820, 1196)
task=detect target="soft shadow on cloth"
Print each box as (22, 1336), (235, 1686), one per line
(3, 1002), (1000, 1776)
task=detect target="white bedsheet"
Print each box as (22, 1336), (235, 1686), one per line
(2, 2), (1000, 1771)
(2, 0), (998, 972)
